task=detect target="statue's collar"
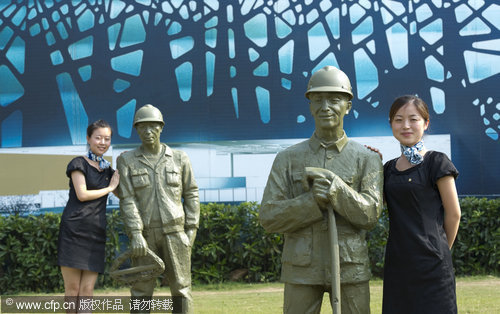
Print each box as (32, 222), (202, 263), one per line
(309, 131), (348, 153)
(136, 143), (172, 157)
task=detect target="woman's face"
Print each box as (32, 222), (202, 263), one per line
(391, 102), (429, 147)
(87, 127), (112, 156)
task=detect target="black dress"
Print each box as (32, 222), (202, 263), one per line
(382, 151), (459, 314)
(57, 157), (114, 273)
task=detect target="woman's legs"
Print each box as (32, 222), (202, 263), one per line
(78, 270), (98, 296)
(61, 266), (98, 296)
(61, 267), (98, 313)
(61, 266), (82, 296)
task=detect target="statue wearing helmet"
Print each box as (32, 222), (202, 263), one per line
(305, 65), (353, 100)
(133, 104), (165, 127)
(260, 66), (383, 314)
(117, 104), (200, 313)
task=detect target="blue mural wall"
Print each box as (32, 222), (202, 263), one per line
(0, 0), (499, 195)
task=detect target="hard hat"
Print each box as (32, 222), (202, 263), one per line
(305, 66), (353, 100)
(133, 104), (164, 127)
(109, 248), (165, 285)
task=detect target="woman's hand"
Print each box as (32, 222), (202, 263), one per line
(365, 145), (383, 160)
(72, 169), (119, 202)
(108, 170), (120, 191)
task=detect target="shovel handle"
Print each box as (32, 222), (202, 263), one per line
(328, 205), (341, 314)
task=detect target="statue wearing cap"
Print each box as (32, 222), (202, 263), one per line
(260, 66), (384, 314)
(116, 104), (200, 313)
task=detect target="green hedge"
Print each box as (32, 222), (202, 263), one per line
(0, 213), (63, 293)
(366, 205), (389, 278)
(0, 198), (498, 293)
(452, 197), (500, 275)
(192, 202), (282, 284)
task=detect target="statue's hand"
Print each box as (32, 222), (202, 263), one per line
(130, 232), (148, 257)
(303, 167), (334, 210)
(185, 228), (197, 247)
(311, 177), (331, 210)
(302, 167), (335, 191)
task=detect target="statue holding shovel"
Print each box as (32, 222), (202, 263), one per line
(260, 66), (383, 314)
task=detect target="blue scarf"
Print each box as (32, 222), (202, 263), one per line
(400, 140), (424, 165)
(87, 150), (110, 169)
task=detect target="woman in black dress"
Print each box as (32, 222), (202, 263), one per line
(382, 95), (461, 313)
(57, 120), (119, 298)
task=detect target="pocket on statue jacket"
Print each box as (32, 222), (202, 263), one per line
(131, 168), (150, 188)
(166, 170), (181, 187)
(282, 228), (312, 266)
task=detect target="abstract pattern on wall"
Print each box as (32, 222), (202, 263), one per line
(0, 0), (499, 194)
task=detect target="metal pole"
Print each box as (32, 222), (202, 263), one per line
(328, 205), (341, 314)
(302, 167), (341, 313)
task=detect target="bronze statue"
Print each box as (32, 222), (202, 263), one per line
(116, 104), (200, 313)
(260, 66), (384, 314)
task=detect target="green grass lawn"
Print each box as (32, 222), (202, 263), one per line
(93, 276), (500, 313)
(186, 276), (499, 313)
(11, 276), (498, 313)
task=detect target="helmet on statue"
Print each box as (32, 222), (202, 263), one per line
(133, 104), (164, 127)
(305, 66), (353, 100)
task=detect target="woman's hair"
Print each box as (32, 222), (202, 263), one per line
(87, 120), (112, 137)
(389, 95), (430, 123)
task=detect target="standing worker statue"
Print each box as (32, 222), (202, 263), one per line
(260, 66), (384, 314)
(116, 104), (200, 313)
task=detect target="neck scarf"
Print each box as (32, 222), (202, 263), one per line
(87, 150), (110, 169)
(400, 140), (424, 165)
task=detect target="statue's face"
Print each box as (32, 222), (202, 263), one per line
(391, 102), (429, 147)
(309, 92), (351, 130)
(87, 127), (112, 156)
(136, 121), (163, 145)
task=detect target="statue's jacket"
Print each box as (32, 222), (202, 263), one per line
(116, 144), (200, 235)
(260, 133), (383, 285)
